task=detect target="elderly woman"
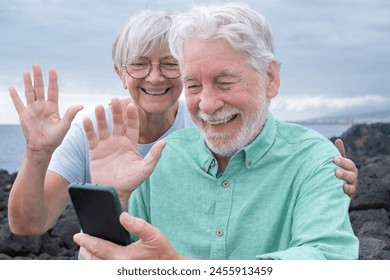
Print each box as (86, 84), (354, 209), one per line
(8, 9), (356, 237)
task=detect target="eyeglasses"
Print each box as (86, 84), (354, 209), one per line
(122, 57), (181, 79)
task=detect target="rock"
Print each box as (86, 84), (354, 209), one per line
(349, 156), (390, 211)
(338, 122), (390, 260)
(0, 222), (43, 257)
(349, 209), (389, 233)
(358, 237), (390, 260)
(0, 169), (80, 260)
(341, 123), (390, 156)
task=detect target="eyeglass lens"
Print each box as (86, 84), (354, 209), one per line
(124, 57), (180, 79)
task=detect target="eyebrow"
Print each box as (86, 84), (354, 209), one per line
(133, 55), (176, 60)
(215, 70), (240, 80)
(183, 70), (240, 83)
(183, 76), (198, 83)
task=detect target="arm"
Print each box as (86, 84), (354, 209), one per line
(83, 97), (166, 211)
(73, 212), (186, 260)
(333, 138), (358, 198)
(7, 64), (83, 235)
(256, 149), (359, 260)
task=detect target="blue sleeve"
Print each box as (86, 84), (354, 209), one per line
(48, 121), (90, 184)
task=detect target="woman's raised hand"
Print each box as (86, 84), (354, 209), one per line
(9, 64), (83, 154)
(83, 98), (166, 209)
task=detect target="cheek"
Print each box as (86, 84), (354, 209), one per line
(172, 80), (184, 96)
(185, 94), (200, 118)
(125, 77), (139, 91)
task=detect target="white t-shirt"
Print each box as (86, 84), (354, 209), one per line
(48, 98), (193, 184)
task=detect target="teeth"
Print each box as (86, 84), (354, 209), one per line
(143, 88), (169, 95)
(207, 115), (236, 126)
(198, 108), (240, 127)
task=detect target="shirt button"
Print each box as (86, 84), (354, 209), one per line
(216, 229), (223, 236)
(222, 181), (229, 188)
(247, 160), (253, 167)
(202, 166), (206, 172)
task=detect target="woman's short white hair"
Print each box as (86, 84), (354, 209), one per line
(169, 3), (276, 74)
(112, 10), (177, 70)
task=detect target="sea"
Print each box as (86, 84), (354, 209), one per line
(0, 123), (352, 174)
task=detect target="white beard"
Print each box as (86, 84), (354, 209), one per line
(197, 95), (270, 157)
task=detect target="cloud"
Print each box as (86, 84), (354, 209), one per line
(1, 0), (389, 124)
(270, 94), (390, 121)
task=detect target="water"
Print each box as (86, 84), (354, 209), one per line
(0, 125), (25, 173)
(302, 124), (352, 139)
(0, 123), (352, 173)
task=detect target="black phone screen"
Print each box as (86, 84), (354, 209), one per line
(68, 183), (132, 246)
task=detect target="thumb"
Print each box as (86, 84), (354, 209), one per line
(334, 138), (346, 158)
(120, 212), (159, 242)
(62, 104), (84, 126)
(141, 140), (167, 176)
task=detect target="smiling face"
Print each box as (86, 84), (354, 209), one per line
(116, 47), (183, 115)
(183, 38), (279, 157)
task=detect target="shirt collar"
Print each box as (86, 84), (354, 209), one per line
(242, 112), (276, 169)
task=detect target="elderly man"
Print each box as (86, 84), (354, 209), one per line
(74, 3), (359, 260)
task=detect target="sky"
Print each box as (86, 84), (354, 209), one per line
(1, 0), (389, 124)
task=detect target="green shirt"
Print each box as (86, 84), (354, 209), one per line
(129, 113), (359, 260)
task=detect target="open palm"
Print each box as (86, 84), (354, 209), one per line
(9, 64), (83, 154)
(84, 98), (166, 207)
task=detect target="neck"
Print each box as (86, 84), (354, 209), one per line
(138, 108), (177, 143)
(215, 155), (232, 172)
(121, 99), (178, 144)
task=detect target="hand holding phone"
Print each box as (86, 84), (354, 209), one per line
(68, 183), (132, 246)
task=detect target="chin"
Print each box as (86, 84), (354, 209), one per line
(205, 138), (242, 157)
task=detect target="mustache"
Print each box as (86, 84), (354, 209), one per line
(197, 106), (240, 122)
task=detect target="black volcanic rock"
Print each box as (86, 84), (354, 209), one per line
(0, 170), (80, 260)
(335, 122), (390, 259)
(342, 123), (390, 157)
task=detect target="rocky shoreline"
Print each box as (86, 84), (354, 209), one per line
(1, 122), (390, 260)
(0, 171), (80, 259)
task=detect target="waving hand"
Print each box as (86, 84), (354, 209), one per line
(9, 64), (83, 154)
(83, 98), (166, 210)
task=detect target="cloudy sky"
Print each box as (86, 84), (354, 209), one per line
(1, 0), (389, 124)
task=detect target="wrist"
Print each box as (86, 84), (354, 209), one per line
(118, 192), (131, 212)
(24, 149), (53, 167)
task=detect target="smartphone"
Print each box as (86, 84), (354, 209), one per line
(68, 183), (132, 246)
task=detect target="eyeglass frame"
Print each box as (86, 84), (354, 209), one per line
(122, 57), (181, 79)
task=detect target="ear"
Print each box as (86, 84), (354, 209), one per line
(265, 60), (280, 99)
(114, 65), (128, 89)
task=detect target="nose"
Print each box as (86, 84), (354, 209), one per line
(198, 86), (224, 115)
(146, 62), (165, 81)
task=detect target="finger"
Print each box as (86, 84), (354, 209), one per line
(47, 68), (59, 104)
(83, 117), (99, 150)
(73, 233), (124, 260)
(334, 156), (358, 176)
(120, 212), (160, 243)
(78, 247), (103, 260)
(125, 103), (139, 143)
(334, 138), (346, 158)
(342, 183), (356, 199)
(32, 64), (45, 101)
(142, 140), (167, 176)
(23, 70), (35, 105)
(110, 98), (125, 136)
(9, 87), (25, 114)
(335, 169), (357, 187)
(95, 105), (110, 140)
